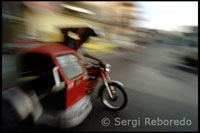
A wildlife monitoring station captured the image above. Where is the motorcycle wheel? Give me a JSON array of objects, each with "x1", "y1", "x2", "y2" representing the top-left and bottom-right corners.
[{"x1": 100, "y1": 82, "x2": 127, "y2": 111}]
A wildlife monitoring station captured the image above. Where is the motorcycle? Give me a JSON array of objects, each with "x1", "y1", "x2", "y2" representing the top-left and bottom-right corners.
[
  {"x1": 85, "y1": 58, "x2": 128, "y2": 111},
  {"x1": 2, "y1": 27, "x2": 127, "y2": 130}
]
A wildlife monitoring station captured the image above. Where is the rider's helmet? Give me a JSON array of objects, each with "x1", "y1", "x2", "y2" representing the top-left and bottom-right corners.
[{"x1": 60, "y1": 27, "x2": 104, "y2": 50}]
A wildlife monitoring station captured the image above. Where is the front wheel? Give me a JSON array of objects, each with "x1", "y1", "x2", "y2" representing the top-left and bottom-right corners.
[{"x1": 100, "y1": 83, "x2": 128, "y2": 111}]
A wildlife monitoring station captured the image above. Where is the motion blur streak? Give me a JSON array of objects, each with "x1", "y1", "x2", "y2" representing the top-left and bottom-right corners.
[{"x1": 2, "y1": 1, "x2": 198, "y2": 132}]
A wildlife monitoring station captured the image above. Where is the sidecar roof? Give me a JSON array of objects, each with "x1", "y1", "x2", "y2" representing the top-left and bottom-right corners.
[{"x1": 25, "y1": 43, "x2": 76, "y2": 56}]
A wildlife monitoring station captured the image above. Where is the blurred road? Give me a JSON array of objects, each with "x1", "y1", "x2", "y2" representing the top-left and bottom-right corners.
[
  {"x1": 35, "y1": 42, "x2": 198, "y2": 132},
  {"x1": 2, "y1": 42, "x2": 198, "y2": 132}
]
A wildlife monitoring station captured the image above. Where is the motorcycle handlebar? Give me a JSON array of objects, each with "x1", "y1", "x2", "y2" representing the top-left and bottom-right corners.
[{"x1": 83, "y1": 53, "x2": 104, "y2": 64}]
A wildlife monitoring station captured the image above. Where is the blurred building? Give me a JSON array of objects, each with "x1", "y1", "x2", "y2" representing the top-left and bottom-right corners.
[
  {"x1": 182, "y1": 26, "x2": 198, "y2": 46},
  {"x1": 60, "y1": 2, "x2": 143, "y2": 47},
  {"x1": 2, "y1": 2, "x2": 26, "y2": 44},
  {"x1": 2, "y1": 2, "x2": 143, "y2": 48}
]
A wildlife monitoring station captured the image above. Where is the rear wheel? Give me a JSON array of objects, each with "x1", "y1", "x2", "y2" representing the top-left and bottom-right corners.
[
  {"x1": 2, "y1": 98, "x2": 33, "y2": 131},
  {"x1": 100, "y1": 83, "x2": 127, "y2": 111}
]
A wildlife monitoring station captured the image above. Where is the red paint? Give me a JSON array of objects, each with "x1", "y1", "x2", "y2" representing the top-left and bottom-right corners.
[
  {"x1": 28, "y1": 43, "x2": 88, "y2": 109},
  {"x1": 86, "y1": 79, "x2": 99, "y2": 92}
]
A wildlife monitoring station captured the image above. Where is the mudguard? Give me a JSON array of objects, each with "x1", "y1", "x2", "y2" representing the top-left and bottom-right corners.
[
  {"x1": 97, "y1": 80, "x2": 124, "y2": 97},
  {"x1": 110, "y1": 80, "x2": 123, "y2": 87}
]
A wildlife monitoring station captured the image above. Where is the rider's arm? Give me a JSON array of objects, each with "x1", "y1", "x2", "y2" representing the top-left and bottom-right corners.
[
  {"x1": 79, "y1": 47, "x2": 102, "y2": 62},
  {"x1": 83, "y1": 53, "x2": 102, "y2": 63}
]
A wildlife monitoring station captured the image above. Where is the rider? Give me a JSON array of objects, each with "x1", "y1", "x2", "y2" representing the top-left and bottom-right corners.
[{"x1": 60, "y1": 27, "x2": 103, "y2": 64}]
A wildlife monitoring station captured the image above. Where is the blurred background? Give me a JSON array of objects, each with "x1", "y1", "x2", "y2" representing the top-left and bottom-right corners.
[{"x1": 2, "y1": 1, "x2": 198, "y2": 132}]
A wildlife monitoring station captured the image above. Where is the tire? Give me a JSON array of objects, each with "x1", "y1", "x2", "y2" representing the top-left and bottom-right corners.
[
  {"x1": 2, "y1": 98, "x2": 23, "y2": 131},
  {"x1": 2, "y1": 89, "x2": 34, "y2": 131},
  {"x1": 100, "y1": 82, "x2": 128, "y2": 111}
]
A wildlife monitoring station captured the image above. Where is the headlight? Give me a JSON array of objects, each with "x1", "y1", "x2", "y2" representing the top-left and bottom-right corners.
[
  {"x1": 105, "y1": 64, "x2": 111, "y2": 72},
  {"x1": 105, "y1": 68, "x2": 110, "y2": 72}
]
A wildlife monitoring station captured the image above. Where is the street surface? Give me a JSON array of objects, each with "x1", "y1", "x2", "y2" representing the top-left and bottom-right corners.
[
  {"x1": 36, "y1": 43, "x2": 198, "y2": 132},
  {"x1": 2, "y1": 43, "x2": 198, "y2": 132}
]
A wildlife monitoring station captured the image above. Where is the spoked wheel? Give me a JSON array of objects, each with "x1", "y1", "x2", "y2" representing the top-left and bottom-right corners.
[{"x1": 100, "y1": 83, "x2": 127, "y2": 111}]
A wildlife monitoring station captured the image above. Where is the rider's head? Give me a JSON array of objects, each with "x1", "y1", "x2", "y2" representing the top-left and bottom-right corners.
[{"x1": 60, "y1": 27, "x2": 104, "y2": 50}]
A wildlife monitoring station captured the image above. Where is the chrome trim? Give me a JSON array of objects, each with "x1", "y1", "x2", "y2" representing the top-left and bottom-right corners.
[
  {"x1": 103, "y1": 98, "x2": 120, "y2": 109},
  {"x1": 102, "y1": 75, "x2": 114, "y2": 99},
  {"x1": 53, "y1": 66, "x2": 61, "y2": 87},
  {"x1": 110, "y1": 80, "x2": 124, "y2": 86}
]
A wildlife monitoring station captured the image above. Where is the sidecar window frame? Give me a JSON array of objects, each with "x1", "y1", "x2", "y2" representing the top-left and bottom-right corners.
[{"x1": 56, "y1": 53, "x2": 84, "y2": 80}]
